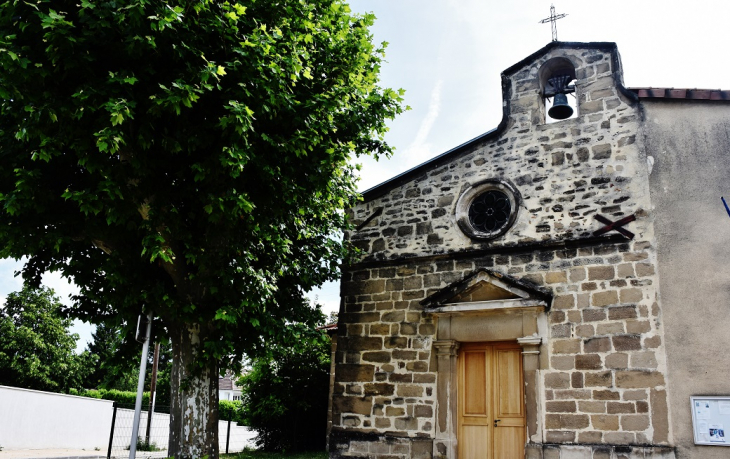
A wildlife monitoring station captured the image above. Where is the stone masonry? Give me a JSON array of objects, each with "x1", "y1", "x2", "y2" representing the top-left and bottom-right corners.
[{"x1": 330, "y1": 42, "x2": 675, "y2": 459}]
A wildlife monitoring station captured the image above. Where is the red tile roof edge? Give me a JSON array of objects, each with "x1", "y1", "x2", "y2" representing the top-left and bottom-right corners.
[{"x1": 629, "y1": 87, "x2": 730, "y2": 101}]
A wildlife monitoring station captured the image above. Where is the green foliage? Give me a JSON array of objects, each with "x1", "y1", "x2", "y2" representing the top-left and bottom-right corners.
[
  {"x1": 239, "y1": 319, "x2": 332, "y2": 452},
  {"x1": 134, "y1": 439, "x2": 162, "y2": 452},
  {"x1": 85, "y1": 322, "x2": 173, "y2": 406},
  {"x1": 85, "y1": 322, "x2": 137, "y2": 391},
  {"x1": 0, "y1": 286, "x2": 92, "y2": 392},
  {"x1": 0, "y1": 0, "x2": 404, "y2": 450},
  {"x1": 0, "y1": 0, "x2": 403, "y2": 372},
  {"x1": 219, "y1": 399, "x2": 244, "y2": 423},
  {"x1": 70, "y1": 387, "x2": 150, "y2": 407},
  {"x1": 71, "y1": 387, "x2": 239, "y2": 418}
]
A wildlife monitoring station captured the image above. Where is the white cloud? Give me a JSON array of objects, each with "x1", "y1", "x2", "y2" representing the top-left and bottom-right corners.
[{"x1": 402, "y1": 79, "x2": 443, "y2": 164}]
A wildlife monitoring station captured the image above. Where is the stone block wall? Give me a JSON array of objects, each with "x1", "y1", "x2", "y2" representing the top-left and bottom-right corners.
[
  {"x1": 536, "y1": 240, "x2": 670, "y2": 446},
  {"x1": 350, "y1": 45, "x2": 646, "y2": 263},
  {"x1": 331, "y1": 43, "x2": 674, "y2": 459},
  {"x1": 331, "y1": 239, "x2": 670, "y2": 456},
  {"x1": 330, "y1": 432, "x2": 434, "y2": 459},
  {"x1": 333, "y1": 262, "x2": 440, "y2": 438}
]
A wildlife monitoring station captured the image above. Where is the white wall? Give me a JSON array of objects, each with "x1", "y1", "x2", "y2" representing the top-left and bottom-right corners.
[
  {"x1": 114, "y1": 408, "x2": 253, "y2": 454},
  {"x1": 219, "y1": 389, "x2": 242, "y2": 401},
  {"x1": 0, "y1": 385, "x2": 114, "y2": 450},
  {"x1": 0, "y1": 385, "x2": 255, "y2": 453}
]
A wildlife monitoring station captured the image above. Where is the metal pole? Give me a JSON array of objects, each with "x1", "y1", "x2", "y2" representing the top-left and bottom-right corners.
[
  {"x1": 226, "y1": 418, "x2": 231, "y2": 454},
  {"x1": 107, "y1": 402, "x2": 118, "y2": 459},
  {"x1": 129, "y1": 312, "x2": 152, "y2": 459},
  {"x1": 145, "y1": 342, "x2": 160, "y2": 445}
]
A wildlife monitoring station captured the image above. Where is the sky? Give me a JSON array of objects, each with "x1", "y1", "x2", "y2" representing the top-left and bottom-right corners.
[{"x1": 3, "y1": 0, "x2": 730, "y2": 352}]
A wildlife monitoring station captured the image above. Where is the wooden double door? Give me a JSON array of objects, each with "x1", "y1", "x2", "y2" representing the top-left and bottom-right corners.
[{"x1": 458, "y1": 342, "x2": 525, "y2": 459}]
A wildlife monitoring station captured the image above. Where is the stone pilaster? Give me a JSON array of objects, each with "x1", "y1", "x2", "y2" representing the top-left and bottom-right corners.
[
  {"x1": 433, "y1": 340, "x2": 459, "y2": 459},
  {"x1": 518, "y1": 335, "x2": 543, "y2": 445}
]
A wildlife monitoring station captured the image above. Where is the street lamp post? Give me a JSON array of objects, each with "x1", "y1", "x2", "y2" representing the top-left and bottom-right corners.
[{"x1": 129, "y1": 312, "x2": 152, "y2": 459}]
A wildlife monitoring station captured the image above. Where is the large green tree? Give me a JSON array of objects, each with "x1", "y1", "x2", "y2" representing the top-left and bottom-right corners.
[
  {"x1": 0, "y1": 0, "x2": 403, "y2": 456},
  {"x1": 0, "y1": 286, "x2": 91, "y2": 392}
]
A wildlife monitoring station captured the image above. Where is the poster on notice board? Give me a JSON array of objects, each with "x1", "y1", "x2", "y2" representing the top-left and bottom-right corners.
[{"x1": 691, "y1": 396, "x2": 730, "y2": 446}]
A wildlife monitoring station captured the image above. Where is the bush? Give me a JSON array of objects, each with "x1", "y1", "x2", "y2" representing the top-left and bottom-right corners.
[
  {"x1": 219, "y1": 399, "x2": 244, "y2": 423},
  {"x1": 239, "y1": 327, "x2": 331, "y2": 452},
  {"x1": 71, "y1": 387, "x2": 239, "y2": 418},
  {"x1": 69, "y1": 389, "x2": 150, "y2": 407},
  {"x1": 130, "y1": 439, "x2": 162, "y2": 452},
  {"x1": 70, "y1": 388, "x2": 150, "y2": 407}
]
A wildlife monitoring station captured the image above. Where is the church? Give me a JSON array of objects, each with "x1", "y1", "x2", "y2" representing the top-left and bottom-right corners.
[{"x1": 327, "y1": 41, "x2": 730, "y2": 459}]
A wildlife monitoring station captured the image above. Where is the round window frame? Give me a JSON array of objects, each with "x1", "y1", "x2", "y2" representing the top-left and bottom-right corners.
[{"x1": 455, "y1": 179, "x2": 520, "y2": 241}]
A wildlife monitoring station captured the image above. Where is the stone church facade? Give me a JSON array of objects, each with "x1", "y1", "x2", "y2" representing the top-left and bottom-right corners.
[{"x1": 328, "y1": 42, "x2": 730, "y2": 459}]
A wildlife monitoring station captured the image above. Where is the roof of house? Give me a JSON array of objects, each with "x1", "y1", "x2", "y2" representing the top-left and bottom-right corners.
[
  {"x1": 318, "y1": 322, "x2": 339, "y2": 334},
  {"x1": 630, "y1": 88, "x2": 730, "y2": 100},
  {"x1": 219, "y1": 375, "x2": 239, "y2": 391}
]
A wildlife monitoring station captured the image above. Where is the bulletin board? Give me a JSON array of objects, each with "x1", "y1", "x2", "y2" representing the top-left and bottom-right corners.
[{"x1": 691, "y1": 396, "x2": 730, "y2": 446}]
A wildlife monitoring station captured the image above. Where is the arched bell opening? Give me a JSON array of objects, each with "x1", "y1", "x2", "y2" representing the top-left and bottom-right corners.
[{"x1": 539, "y1": 57, "x2": 578, "y2": 123}]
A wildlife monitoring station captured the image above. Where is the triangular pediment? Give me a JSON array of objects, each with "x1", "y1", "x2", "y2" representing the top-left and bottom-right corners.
[
  {"x1": 421, "y1": 268, "x2": 552, "y2": 313},
  {"x1": 450, "y1": 279, "x2": 522, "y2": 302}
]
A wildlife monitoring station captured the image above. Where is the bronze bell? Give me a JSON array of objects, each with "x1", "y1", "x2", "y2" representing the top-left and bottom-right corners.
[{"x1": 548, "y1": 93, "x2": 573, "y2": 120}]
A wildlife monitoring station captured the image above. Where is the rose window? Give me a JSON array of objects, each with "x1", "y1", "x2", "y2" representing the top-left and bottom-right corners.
[
  {"x1": 455, "y1": 179, "x2": 520, "y2": 241},
  {"x1": 468, "y1": 190, "x2": 511, "y2": 233}
]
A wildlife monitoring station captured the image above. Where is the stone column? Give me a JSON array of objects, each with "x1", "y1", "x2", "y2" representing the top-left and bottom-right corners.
[
  {"x1": 517, "y1": 335, "x2": 543, "y2": 452},
  {"x1": 433, "y1": 339, "x2": 459, "y2": 459}
]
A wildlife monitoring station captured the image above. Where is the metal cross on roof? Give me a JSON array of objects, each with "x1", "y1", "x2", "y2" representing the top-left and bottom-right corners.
[{"x1": 539, "y1": 4, "x2": 568, "y2": 42}]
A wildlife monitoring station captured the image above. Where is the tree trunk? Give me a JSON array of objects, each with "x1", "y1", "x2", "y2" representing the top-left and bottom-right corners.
[{"x1": 169, "y1": 322, "x2": 219, "y2": 458}]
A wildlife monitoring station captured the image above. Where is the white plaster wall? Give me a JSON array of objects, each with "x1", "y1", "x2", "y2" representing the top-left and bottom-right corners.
[
  {"x1": 0, "y1": 385, "x2": 255, "y2": 452},
  {"x1": 113, "y1": 409, "x2": 253, "y2": 453},
  {"x1": 643, "y1": 101, "x2": 730, "y2": 459},
  {"x1": 218, "y1": 389, "x2": 242, "y2": 401},
  {"x1": 0, "y1": 385, "x2": 114, "y2": 450},
  {"x1": 218, "y1": 419, "x2": 254, "y2": 452}
]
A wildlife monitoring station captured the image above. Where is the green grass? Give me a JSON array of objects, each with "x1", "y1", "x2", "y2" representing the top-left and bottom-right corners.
[{"x1": 223, "y1": 449, "x2": 328, "y2": 459}]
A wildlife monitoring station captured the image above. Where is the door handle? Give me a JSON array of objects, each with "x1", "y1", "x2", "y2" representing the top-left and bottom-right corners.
[{"x1": 494, "y1": 419, "x2": 501, "y2": 427}]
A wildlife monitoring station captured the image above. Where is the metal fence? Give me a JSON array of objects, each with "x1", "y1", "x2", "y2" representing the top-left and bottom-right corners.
[{"x1": 107, "y1": 403, "x2": 255, "y2": 458}]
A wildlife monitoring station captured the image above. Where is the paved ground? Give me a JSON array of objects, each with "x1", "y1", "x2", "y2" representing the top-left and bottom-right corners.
[
  {"x1": 0, "y1": 450, "x2": 106, "y2": 459},
  {"x1": 0, "y1": 450, "x2": 170, "y2": 459}
]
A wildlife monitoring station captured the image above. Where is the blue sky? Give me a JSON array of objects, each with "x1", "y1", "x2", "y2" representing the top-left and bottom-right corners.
[{"x1": 3, "y1": 0, "x2": 730, "y2": 351}]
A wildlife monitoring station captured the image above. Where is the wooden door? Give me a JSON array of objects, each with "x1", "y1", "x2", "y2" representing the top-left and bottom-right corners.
[{"x1": 458, "y1": 342, "x2": 525, "y2": 459}]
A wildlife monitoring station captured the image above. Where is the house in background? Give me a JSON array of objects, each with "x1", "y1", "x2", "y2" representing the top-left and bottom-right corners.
[
  {"x1": 328, "y1": 41, "x2": 730, "y2": 459},
  {"x1": 219, "y1": 374, "x2": 242, "y2": 401}
]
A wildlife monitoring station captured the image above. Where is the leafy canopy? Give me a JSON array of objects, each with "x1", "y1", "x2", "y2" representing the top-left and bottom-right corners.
[
  {"x1": 0, "y1": 0, "x2": 404, "y2": 365},
  {"x1": 0, "y1": 286, "x2": 92, "y2": 392}
]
